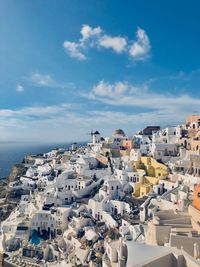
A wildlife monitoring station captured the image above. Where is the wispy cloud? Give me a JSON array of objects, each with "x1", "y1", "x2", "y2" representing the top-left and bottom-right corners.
[
  {"x1": 0, "y1": 104, "x2": 78, "y2": 141},
  {"x1": 0, "y1": 96, "x2": 196, "y2": 142},
  {"x1": 16, "y1": 84, "x2": 24, "y2": 92},
  {"x1": 4, "y1": 70, "x2": 200, "y2": 142},
  {"x1": 0, "y1": 98, "x2": 197, "y2": 142},
  {"x1": 86, "y1": 80, "x2": 200, "y2": 116},
  {"x1": 26, "y1": 72, "x2": 74, "y2": 89},
  {"x1": 0, "y1": 104, "x2": 72, "y2": 118},
  {"x1": 144, "y1": 69, "x2": 200, "y2": 86},
  {"x1": 0, "y1": 104, "x2": 137, "y2": 141},
  {"x1": 63, "y1": 24, "x2": 151, "y2": 60}
]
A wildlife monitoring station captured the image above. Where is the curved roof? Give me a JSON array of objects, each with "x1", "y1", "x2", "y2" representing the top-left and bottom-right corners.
[{"x1": 112, "y1": 129, "x2": 126, "y2": 137}]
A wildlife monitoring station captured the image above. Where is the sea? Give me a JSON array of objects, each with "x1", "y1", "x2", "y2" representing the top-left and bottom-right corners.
[{"x1": 0, "y1": 141, "x2": 85, "y2": 179}]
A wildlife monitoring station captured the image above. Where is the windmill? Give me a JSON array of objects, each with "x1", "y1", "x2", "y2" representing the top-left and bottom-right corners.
[
  {"x1": 85, "y1": 130, "x2": 94, "y2": 144},
  {"x1": 86, "y1": 130, "x2": 94, "y2": 137}
]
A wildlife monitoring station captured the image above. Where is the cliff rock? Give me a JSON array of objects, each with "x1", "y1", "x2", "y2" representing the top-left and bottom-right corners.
[{"x1": 8, "y1": 164, "x2": 27, "y2": 183}]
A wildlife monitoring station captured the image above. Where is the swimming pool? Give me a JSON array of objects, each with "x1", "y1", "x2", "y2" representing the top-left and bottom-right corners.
[{"x1": 30, "y1": 231, "x2": 43, "y2": 245}]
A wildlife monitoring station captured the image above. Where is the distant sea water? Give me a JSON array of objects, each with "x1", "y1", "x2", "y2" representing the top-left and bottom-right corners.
[{"x1": 0, "y1": 141, "x2": 86, "y2": 179}]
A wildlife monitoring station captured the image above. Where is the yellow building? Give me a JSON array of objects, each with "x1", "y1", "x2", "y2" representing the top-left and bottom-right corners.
[
  {"x1": 132, "y1": 182, "x2": 141, "y2": 197},
  {"x1": 140, "y1": 156, "x2": 168, "y2": 180},
  {"x1": 140, "y1": 184, "x2": 151, "y2": 196},
  {"x1": 120, "y1": 149, "x2": 130, "y2": 157},
  {"x1": 133, "y1": 156, "x2": 168, "y2": 197},
  {"x1": 144, "y1": 176, "x2": 158, "y2": 185}
]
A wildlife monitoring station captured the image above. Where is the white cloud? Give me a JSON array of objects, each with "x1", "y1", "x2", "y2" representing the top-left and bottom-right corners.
[
  {"x1": 0, "y1": 104, "x2": 72, "y2": 118},
  {"x1": 93, "y1": 81, "x2": 128, "y2": 97},
  {"x1": 2, "y1": 77, "x2": 199, "y2": 142},
  {"x1": 88, "y1": 80, "x2": 200, "y2": 117},
  {"x1": 16, "y1": 84, "x2": 24, "y2": 92},
  {"x1": 0, "y1": 103, "x2": 81, "y2": 142},
  {"x1": 27, "y1": 72, "x2": 72, "y2": 89},
  {"x1": 0, "y1": 104, "x2": 142, "y2": 142},
  {"x1": 129, "y1": 28, "x2": 151, "y2": 60},
  {"x1": 80, "y1": 24, "x2": 102, "y2": 41},
  {"x1": 63, "y1": 41, "x2": 86, "y2": 60},
  {"x1": 99, "y1": 35, "x2": 127, "y2": 53},
  {"x1": 0, "y1": 103, "x2": 191, "y2": 143},
  {"x1": 63, "y1": 24, "x2": 151, "y2": 61},
  {"x1": 63, "y1": 24, "x2": 102, "y2": 60}
]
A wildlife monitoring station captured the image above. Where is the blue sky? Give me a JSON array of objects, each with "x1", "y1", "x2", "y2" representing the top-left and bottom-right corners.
[{"x1": 1, "y1": 0, "x2": 200, "y2": 142}]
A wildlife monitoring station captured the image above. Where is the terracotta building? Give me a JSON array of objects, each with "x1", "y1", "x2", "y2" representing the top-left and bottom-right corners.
[{"x1": 193, "y1": 184, "x2": 200, "y2": 211}]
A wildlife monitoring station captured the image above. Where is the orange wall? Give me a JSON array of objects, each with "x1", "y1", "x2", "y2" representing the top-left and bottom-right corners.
[
  {"x1": 122, "y1": 140, "x2": 133, "y2": 150},
  {"x1": 186, "y1": 115, "x2": 200, "y2": 124},
  {"x1": 194, "y1": 184, "x2": 200, "y2": 211}
]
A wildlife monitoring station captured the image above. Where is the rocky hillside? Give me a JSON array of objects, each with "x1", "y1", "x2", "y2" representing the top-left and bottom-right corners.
[
  {"x1": 0, "y1": 179, "x2": 7, "y2": 199},
  {"x1": 8, "y1": 164, "x2": 27, "y2": 183}
]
